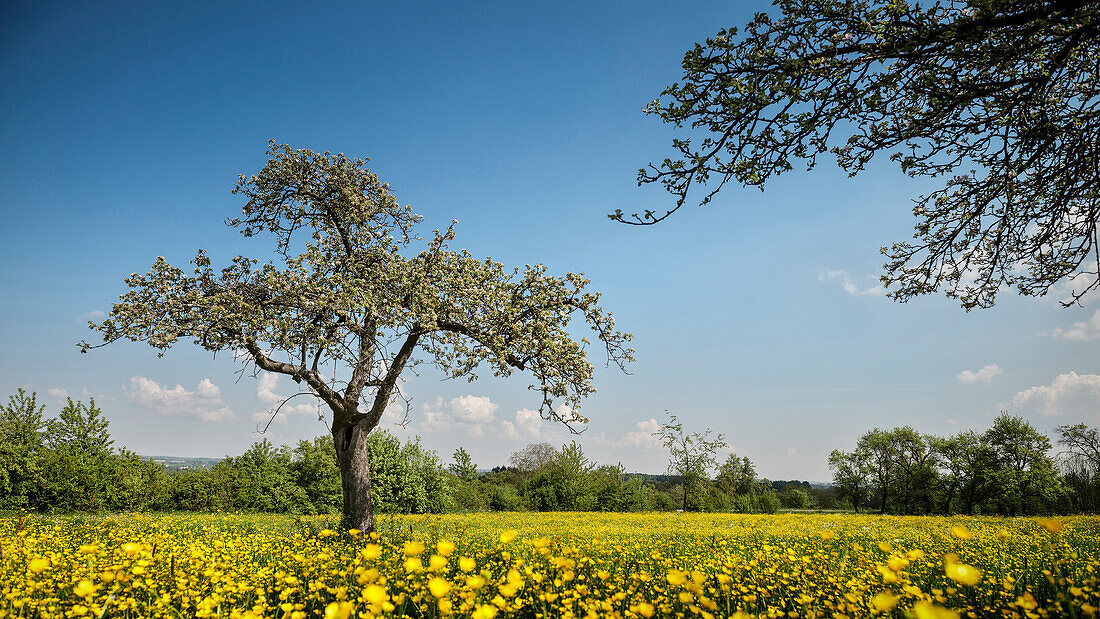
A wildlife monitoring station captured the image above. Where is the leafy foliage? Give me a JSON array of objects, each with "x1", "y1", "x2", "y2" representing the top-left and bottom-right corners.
[{"x1": 620, "y1": 0, "x2": 1100, "y2": 308}]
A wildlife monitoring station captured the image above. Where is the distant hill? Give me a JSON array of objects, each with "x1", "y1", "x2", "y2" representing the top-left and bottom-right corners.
[{"x1": 140, "y1": 456, "x2": 223, "y2": 472}]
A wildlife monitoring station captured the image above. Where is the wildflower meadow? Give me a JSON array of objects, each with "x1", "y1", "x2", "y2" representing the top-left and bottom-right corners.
[{"x1": 2, "y1": 512, "x2": 1098, "y2": 618}]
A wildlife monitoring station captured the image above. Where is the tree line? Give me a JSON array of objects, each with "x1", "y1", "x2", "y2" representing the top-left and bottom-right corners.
[
  {"x1": 5, "y1": 389, "x2": 1096, "y2": 516},
  {"x1": 1, "y1": 390, "x2": 789, "y2": 515},
  {"x1": 829, "y1": 413, "x2": 1100, "y2": 515}
]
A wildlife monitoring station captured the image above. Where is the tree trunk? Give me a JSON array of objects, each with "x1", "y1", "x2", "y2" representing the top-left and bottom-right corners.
[{"x1": 334, "y1": 422, "x2": 374, "y2": 532}]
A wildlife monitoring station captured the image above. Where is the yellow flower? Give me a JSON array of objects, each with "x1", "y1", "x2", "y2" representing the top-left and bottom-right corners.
[
  {"x1": 361, "y1": 543, "x2": 382, "y2": 560},
  {"x1": 944, "y1": 558, "x2": 982, "y2": 586},
  {"x1": 459, "y1": 556, "x2": 477, "y2": 572},
  {"x1": 951, "y1": 525, "x2": 972, "y2": 540},
  {"x1": 1036, "y1": 518, "x2": 1063, "y2": 534},
  {"x1": 78, "y1": 544, "x2": 99, "y2": 554},
  {"x1": 913, "y1": 601, "x2": 960, "y2": 619},
  {"x1": 73, "y1": 580, "x2": 97, "y2": 597},
  {"x1": 428, "y1": 577, "x2": 451, "y2": 598},
  {"x1": 323, "y1": 601, "x2": 353, "y2": 619},
  {"x1": 472, "y1": 605, "x2": 498, "y2": 619},
  {"x1": 403, "y1": 540, "x2": 426, "y2": 556},
  {"x1": 819, "y1": 530, "x2": 835, "y2": 541},
  {"x1": 437, "y1": 539, "x2": 455, "y2": 556},
  {"x1": 531, "y1": 536, "x2": 551, "y2": 549},
  {"x1": 28, "y1": 557, "x2": 50, "y2": 573},
  {"x1": 666, "y1": 569, "x2": 687, "y2": 586},
  {"x1": 633, "y1": 602, "x2": 655, "y2": 617},
  {"x1": 403, "y1": 557, "x2": 422, "y2": 572},
  {"x1": 887, "y1": 555, "x2": 909, "y2": 572},
  {"x1": 363, "y1": 584, "x2": 387, "y2": 605},
  {"x1": 872, "y1": 591, "x2": 899, "y2": 613},
  {"x1": 499, "y1": 529, "x2": 519, "y2": 544}
]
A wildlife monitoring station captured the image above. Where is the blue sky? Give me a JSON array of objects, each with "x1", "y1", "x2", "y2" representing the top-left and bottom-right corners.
[{"x1": 2, "y1": 0, "x2": 1097, "y2": 480}]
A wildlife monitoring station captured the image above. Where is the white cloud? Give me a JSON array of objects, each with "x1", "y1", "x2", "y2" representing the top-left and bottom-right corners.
[
  {"x1": 818, "y1": 270, "x2": 884, "y2": 296},
  {"x1": 76, "y1": 310, "x2": 105, "y2": 322},
  {"x1": 957, "y1": 364, "x2": 1003, "y2": 384},
  {"x1": 126, "y1": 376, "x2": 236, "y2": 421},
  {"x1": 500, "y1": 408, "x2": 544, "y2": 441},
  {"x1": 421, "y1": 395, "x2": 500, "y2": 437},
  {"x1": 1048, "y1": 310, "x2": 1100, "y2": 342},
  {"x1": 622, "y1": 418, "x2": 662, "y2": 449},
  {"x1": 251, "y1": 373, "x2": 321, "y2": 425},
  {"x1": 592, "y1": 418, "x2": 663, "y2": 450},
  {"x1": 46, "y1": 387, "x2": 68, "y2": 400},
  {"x1": 1007, "y1": 372, "x2": 1100, "y2": 418}
]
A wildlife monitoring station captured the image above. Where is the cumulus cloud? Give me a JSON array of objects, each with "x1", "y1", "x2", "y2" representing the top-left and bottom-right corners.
[
  {"x1": 592, "y1": 418, "x2": 663, "y2": 450},
  {"x1": 1007, "y1": 372, "x2": 1100, "y2": 418},
  {"x1": 957, "y1": 364, "x2": 1003, "y2": 384},
  {"x1": 1047, "y1": 310, "x2": 1100, "y2": 342},
  {"x1": 250, "y1": 374, "x2": 320, "y2": 425},
  {"x1": 421, "y1": 395, "x2": 500, "y2": 437},
  {"x1": 500, "y1": 408, "x2": 544, "y2": 441},
  {"x1": 818, "y1": 270, "x2": 884, "y2": 296},
  {"x1": 126, "y1": 376, "x2": 236, "y2": 421}
]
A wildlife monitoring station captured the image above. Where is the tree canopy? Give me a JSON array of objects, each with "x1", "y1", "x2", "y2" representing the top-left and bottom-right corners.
[
  {"x1": 616, "y1": 0, "x2": 1100, "y2": 309},
  {"x1": 82, "y1": 142, "x2": 633, "y2": 530}
]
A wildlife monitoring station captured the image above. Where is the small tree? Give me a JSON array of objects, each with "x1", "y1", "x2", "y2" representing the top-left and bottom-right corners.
[
  {"x1": 509, "y1": 442, "x2": 559, "y2": 474},
  {"x1": 716, "y1": 454, "x2": 757, "y2": 496},
  {"x1": 984, "y1": 413, "x2": 1062, "y2": 515},
  {"x1": 47, "y1": 398, "x2": 113, "y2": 458},
  {"x1": 828, "y1": 448, "x2": 872, "y2": 513},
  {"x1": 448, "y1": 447, "x2": 478, "y2": 481},
  {"x1": 82, "y1": 142, "x2": 633, "y2": 531},
  {"x1": 0, "y1": 389, "x2": 46, "y2": 509},
  {"x1": 654, "y1": 413, "x2": 727, "y2": 512},
  {"x1": 1056, "y1": 423, "x2": 1100, "y2": 512}
]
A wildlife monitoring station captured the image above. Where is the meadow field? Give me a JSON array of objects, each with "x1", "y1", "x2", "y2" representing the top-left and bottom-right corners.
[{"x1": 1, "y1": 511, "x2": 1097, "y2": 618}]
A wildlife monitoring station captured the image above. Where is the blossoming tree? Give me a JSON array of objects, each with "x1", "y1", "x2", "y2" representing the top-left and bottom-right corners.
[{"x1": 82, "y1": 142, "x2": 633, "y2": 531}]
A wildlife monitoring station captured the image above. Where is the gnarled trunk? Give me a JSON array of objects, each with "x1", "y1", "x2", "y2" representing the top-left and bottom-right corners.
[{"x1": 334, "y1": 422, "x2": 374, "y2": 532}]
